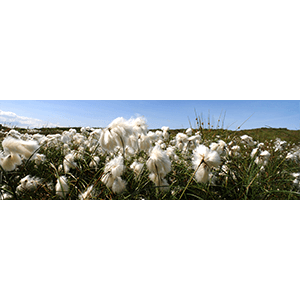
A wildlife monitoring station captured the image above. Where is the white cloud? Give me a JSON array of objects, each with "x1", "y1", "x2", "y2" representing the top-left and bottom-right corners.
[{"x1": 0, "y1": 110, "x2": 58, "y2": 128}]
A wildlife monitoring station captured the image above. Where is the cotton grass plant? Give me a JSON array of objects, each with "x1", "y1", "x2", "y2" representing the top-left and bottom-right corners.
[{"x1": 0, "y1": 114, "x2": 299, "y2": 200}]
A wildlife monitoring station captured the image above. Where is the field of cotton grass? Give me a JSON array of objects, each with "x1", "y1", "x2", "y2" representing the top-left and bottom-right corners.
[{"x1": 0, "y1": 115, "x2": 300, "y2": 200}]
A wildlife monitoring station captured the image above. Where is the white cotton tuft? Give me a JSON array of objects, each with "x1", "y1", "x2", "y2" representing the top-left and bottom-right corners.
[
  {"x1": 104, "y1": 156, "x2": 124, "y2": 178},
  {"x1": 16, "y1": 175, "x2": 42, "y2": 194},
  {"x1": 112, "y1": 177, "x2": 126, "y2": 194},
  {"x1": 149, "y1": 172, "x2": 160, "y2": 186},
  {"x1": 147, "y1": 131, "x2": 157, "y2": 141},
  {"x1": 7, "y1": 129, "x2": 21, "y2": 139},
  {"x1": 127, "y1": 135, "x2": 138, "y2": 150},
  {"x1": 291, "y1": 173, "x2": 300, "y2": 179},
  {"x1": 0, "y1": 154, "x2": 20, "y2": 171},
  {"x1": 2, "y1": 137, "x2": 39, "y2": 159},
  {"x1": 192, "y1": 145, "x2": 222, "y2": 184},
  {"x1": 240, "y1": 135, "x2": 254, "y2": 146},
  {"x1": 177, "y1": 141, "x2": 184, "y2": 151},
  {"x1": 101, "y1": 173, "x2": 115, "y2": 189},
  {"x1": 34, "y1": 154, "x2": 46, "y2": 165},
  {"x1": 205, "y1": 150, "x2": 222, "y2": 168},
  {"x1": 138, "y1": 134, "x2": 151, "y2": 152},
  {"x1": 99, "y1": 117, "x2": 134, "y2": 152},
  {"x1": 99, "y1": 129, "x2": 118, "y2": 152},
  {"x1": 192, "y1": 145, "x2": 209, "y2": 167},
  {"x1": 210, "y1": 141, "x2": 226, "y2": 156},
  {"x1": 130, "y1": 161, "x2": 144, "y2": 177},
  {"x1": 210, "y1": 142, "x2": 219, "y2": 152},
  {"x1": 155, "y1": 130, "x2": 163, "y2": 139},
  {"x1": 176, "y1": 133, "x2": 188, "y2": 144},
  {"x1": 0, "y1": 192, "x2": 13, "y2": 200},
  {"x1": 147, "y1": 145, "x2": 171, "y2": 177},
  {"x1": 195, "y1": 164, "x2": 210, "y2": 183},
  {"x1": 161, "y1": 127, "x2": 169, "y2": 140},
  {"x1": 162, "y1": 131, "x2": 169, "y2": 140},
  {"x1": 230, "y1": 145, "x2": 241, "y2": 156},
  {"x1": 108, "y1": 117, "x2": 133, "y2": 136},
  {"x1": 63, "y1": 153, "x2": 77, "y2": 173},
  {"x1": 129, "y1": 117, "x2": 148, "y2": 135},
  {"x1": 166, "y1": 146, "x2": 175, "y2": 158},
  {"x1": 79, "y1": 185, "x2": 95, "y2": 200},
  {"x1": 255, "y1": 150, "x2": 271, "y2": 166},
  {"x1": 124, "y1": 146, "x2": 135, "y2": 158},
  {"x1": 251, "y1": 148, "x2": 259, "y2": 158},
  {"x1": 89, "y1": 156, "x2": 100, "y2": 169},
  {"x1": 186, "y1": 128, "x2": 193, "y2": 136},
  {"x1": 55, "y1": 176, "x2": 69, "y2": 199}
]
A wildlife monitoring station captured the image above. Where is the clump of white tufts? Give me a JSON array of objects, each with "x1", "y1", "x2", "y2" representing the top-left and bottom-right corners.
[
  {"x1": 130, "y1": 161, "x2": 144, "y2": 177},
  {"x1": 147, "y1": 145, "x2": 171, "y2": 191},
  {"x1": 0, "y1": 192, "x2": 13, "y2": 200},
  {"x1": 1, "y1": 184, "x2": 14, "y2": 200},
  {"x1": 229, "y1": 145, "x2": 241, "y2": 156},
  {"x1": 2, "y1": 137, "x2": 39, "y2": 159},
  {"x1": 147, "y1": 131, "x2": 157, "y2": 142},
  {"x1": 7, "y1": 129, "x2": 21, "y2": 139},
  {"x1": 34, "y1": 154, "x2": 46, "y2": 166},
  {"x1": 274, "y1": 138, "x2": 287, "y2": 152},
  {"x1": 89, "y1": 156, "x2": 100, "y2": 169},
  {"x1": 155, "y1": 130, "x2": 163, "y2": 140},
  {"x1": 176, "y1": 133, "x2": 188, "y2": 144},
  {"x1": 124, "y1": 146, "x2": 135, "y2": 158},
  {"x1": 79, "y1": 185, "x2": 95, "y2": 200},
  {"x1": 99, "y1": 117, "x2": 133, "y2": 152},
  {"x1": 192, "y1": 145, "x2": 222, "y2": 183},
  {"x1": 186, "y1": 128, "x2": 193, "y2": 136},
  {"x1": 193, "y1": 145, "x2": 222, "y2": 169},
  {"x1": 16, "y1": 175, "x2": 42, "y2": 195},
  {"x1": 0, "y1": 152, "x2": 22, "y2": 171},
  {"x1": 129, "y1": 116, "x2": 148, "y2": 135},
  {"x1": 240, "y1": 135, "x2": 255, "y2": 147},
  {"x1": 251, "y1": 148, "x2": 259, "y2": 158},
  {"x1": 104, "y1": 156, "x2": 124, "y2": 178},
  {"x1": 291, "y1": 173, "x2": 300, "y2": 191},
  {"x1": 194, "y1": 165, "x2": 210, "y2": 183},
  {"x1": 55, "y1": 176, "x2": 69, "y2": 199},
  {"x1": 161, "y1": 126, "x2": 170, "y2": 140},
  {"x1": 63, "y1": 153, "x2": 77, "y2": 173},
  {"x1": 127, "y1": 135, "x2": 138, "y2": 150},
  {"x1": 254, "y1": 150, "x2": 271, "y2": 166},
  {"x1": 112, "y1": 177, "x2": 127, "y2": 194},
  {"x1": 101, "y1": 156, "x2": 125, "y2": 191},
  {"x1": 138, "y1": 134, "x2": 151, "y2": 152},
  {"x1": 166, "y1": 146, "x2": 175, "y2": 159},
  {"x1": 147, "y1": 145, "x2": 171, "y2": 177},
  {"x1": 101, "y1": 172, "x2": 115, "y2": 189}
]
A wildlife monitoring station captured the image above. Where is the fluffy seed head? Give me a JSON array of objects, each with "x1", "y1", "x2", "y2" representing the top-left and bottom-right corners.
[
  {"x1": 112, "y1": 177, "x2": 126, "y2": 194},
  {"x1": 55, "y1": 176, "x2": 69, "y2": 199},
  {"x1": 193, "y1": 145, "x2": 221, "y2": 169},
  {"x1": 146, "y1": 145, "x2": 171, "y2": 177},
  {"x1": 2, "y1": 137, "x2": 39, "y2": 159},
  {"x1": 130, "y1": 161, "x2": 144, "y2": 177},
  {"x1": 79, "y1": 185, "x2": 95, "y2": 200}
]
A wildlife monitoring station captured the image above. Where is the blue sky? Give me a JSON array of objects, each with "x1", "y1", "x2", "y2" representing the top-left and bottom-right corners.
[{"x1": 0, "y1": 100, "x2": 299, "y2": 130}]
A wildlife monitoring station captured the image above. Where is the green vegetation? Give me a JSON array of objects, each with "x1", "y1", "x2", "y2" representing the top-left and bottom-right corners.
[{"x1": 0, "y1": 121, "x2": 299, "y2": 200}]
